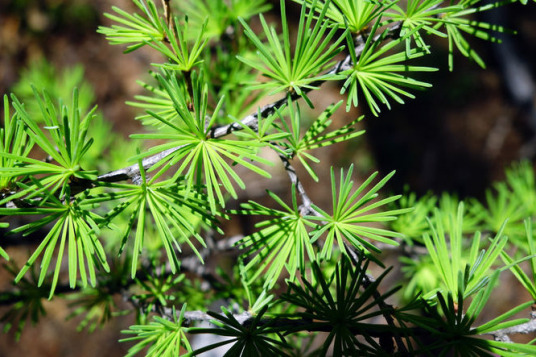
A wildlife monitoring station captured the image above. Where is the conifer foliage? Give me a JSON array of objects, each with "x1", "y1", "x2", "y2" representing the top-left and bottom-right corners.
[{"x1": 2, "y1": 0, "x2": 536, "y2": 355}]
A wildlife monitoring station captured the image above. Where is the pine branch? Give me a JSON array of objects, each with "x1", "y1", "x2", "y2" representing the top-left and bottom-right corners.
[
  {"x1": 93, "y1": 21, "x2": 403, "y2": 185},
  {"x1": 277, "y1": 149, "x2": 315, "y2": 215},
  {"x1": 0, "y1": 20, "x2": 405, "y2": 210}
]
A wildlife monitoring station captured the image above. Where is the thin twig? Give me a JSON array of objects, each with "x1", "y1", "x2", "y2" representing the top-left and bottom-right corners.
[
  {"x1": 277, "y1": 151, "x2": 316, "y2": 215},
  {"x1": 161, "y1": 0, "x2": 171, "y2": 28}
]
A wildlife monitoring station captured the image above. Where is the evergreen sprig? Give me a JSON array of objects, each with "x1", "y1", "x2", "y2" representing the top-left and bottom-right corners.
[
  {"x1": 281, "y1": 255, "x2": 401, "y2": 356},
  {"x1": 1, "y1": 89, "x2": 97, "y2": 205},
  {"x1": 341, "y1": 20, "x2": 437, "y2": 114},
  {"x1": 130, "y1": 71, "x2": 272, "y2": 212},
  {"x1": 239, "y1": 0, "x2": 346, "y2": 106},
  {"x1": 501, "y1": 219, "x2": 536, "y2": 300},
  {"x1": 388, "y1": 0, "x2": 459, "y2": 54},
  {"x1": 422, "y1": 203, "x2": 508, "y2": 300},
  {"x1": 86, "y1": 172, "x2": 214, "y2": 278},
  {"x1": 441, "y1": 0, "x2": 510, "y2": 70},
  {"x1": 235, "y1": 185, "x2": 318, "y2": 288},
  {"x1": 146, "y1": 16, "x2": 208, "y2": 72},
  {"x1": 276, "y1": 98, "x2": 365, "y2": 181},
  {"x1": 189, "y1": 306, "x2": 288, "y2": 356},
  {"x1": 1, "y1": 192, "x2": 110, "y2": 298},
  {"x1": 121, "y1": 305, "x2": 192, "y2": 357},
  {"x1": 0, "y1": 95, "x2": 34, "y2": 192},
  {"x1": 293, "y1": 0, "x2": 389, "y2": 34},
  {"x1": 417, "y1": 277, "x2": 536, "y2": 356},
  {"x1": 98, "y1": 0, "x2": 165, "y2": 53},
  {"x1": 310, "y1": 166, "x2": 409, "y2": 259}
]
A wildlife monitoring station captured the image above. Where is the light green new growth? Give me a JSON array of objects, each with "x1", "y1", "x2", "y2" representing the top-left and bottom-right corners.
[{"x1": 2, "y1": 0, "x2": 536, "y2": 355}]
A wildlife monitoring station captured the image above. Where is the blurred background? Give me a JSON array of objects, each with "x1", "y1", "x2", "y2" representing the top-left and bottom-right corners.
[{"x1": 0, "y1": 0, "x2": 535, "y2": 355}]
